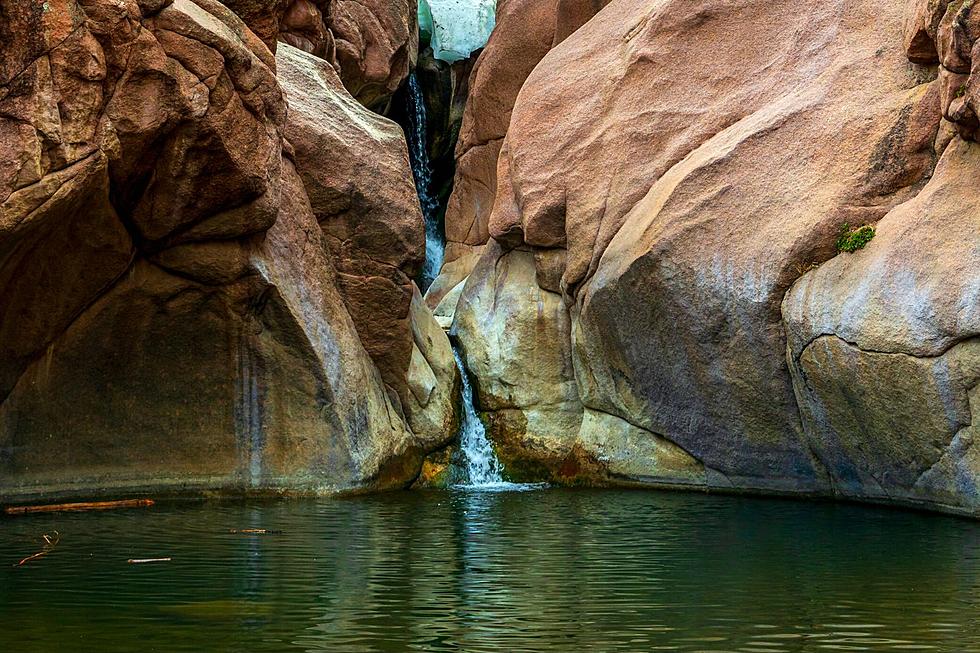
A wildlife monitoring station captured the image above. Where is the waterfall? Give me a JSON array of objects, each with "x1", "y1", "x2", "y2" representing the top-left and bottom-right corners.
[
  {"x1": 451, "y1": 344, "x2": 505, "y2": 486},
  {"x1": 404, "y1": 72, "x2": 444, "y2": 290},
  {"x1": 402, "y1": 68, "x2": 532, "y2": 491}
]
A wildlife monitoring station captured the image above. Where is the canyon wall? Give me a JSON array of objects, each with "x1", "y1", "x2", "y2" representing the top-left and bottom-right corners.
[
  {"x1": 444, "y1": 0, "x2": 980, "y2": 514},
  {"x1": 3, "y1": 0, "x2": 978, "y2": 515},
  {"x1": 0, "y1": 0, "x2": 456, "y2": 502}
]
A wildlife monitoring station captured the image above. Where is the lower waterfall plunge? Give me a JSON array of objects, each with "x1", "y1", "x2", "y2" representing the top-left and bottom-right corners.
[
  {"x1": 450, "y1": 344, "x2": 505, "y2": 486},
  {"x1": 405, "y1": 72, "x2": 444, "y2": 291}
]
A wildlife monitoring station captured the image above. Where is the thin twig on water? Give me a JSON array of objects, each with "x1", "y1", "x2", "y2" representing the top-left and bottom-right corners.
[{"x1": 15, "y1": 531, "x2": 60, "y2": 567}]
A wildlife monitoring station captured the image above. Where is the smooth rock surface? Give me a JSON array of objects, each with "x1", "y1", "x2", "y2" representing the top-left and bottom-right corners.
[
  {"x1": 0, "y1": 0, "x2": 451, "y2": 502},
  {"x1": 446, "y1": 0, "x2": 980, "y2": 515},
  {"x1": 565, "y1": 0, "x2": 940, "y2": 492},
  {"x1": 278, "y1": 43, "x2": 425, "y2": 404},
  {"x1": 428, "y1": 0, "x2": 610, "y2": 309},
  {"x1": 783, "y1": 137, "x2": 980, "y2": 510},
  {"x1": 405, "y1": 285, "x2": 461, "y2": 448},
  {"x1": 453, "y1": 244, "x2": 584, "y2": 480}
]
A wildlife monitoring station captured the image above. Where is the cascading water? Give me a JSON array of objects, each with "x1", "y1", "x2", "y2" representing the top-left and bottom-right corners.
[
  {"x1": 404, "y1": 72, "x2": 444, "y2": 290},
  {"x1": 451, "y1": 345, "x2": 504, "y2": 486},
  {"x1": 402, "y1": 60, "x2": 530, "y2": 490}
]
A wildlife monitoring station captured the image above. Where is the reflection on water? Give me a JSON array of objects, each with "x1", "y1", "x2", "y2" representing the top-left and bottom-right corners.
[{"x1": 1, "y1": 489, "x2": 980, "y2": 652}]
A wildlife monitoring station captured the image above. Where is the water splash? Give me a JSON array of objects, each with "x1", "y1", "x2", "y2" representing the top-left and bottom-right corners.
[
  {"x1": 450, "y1": 345, "x2": 506, "y2": 487},
  {"x1": 404, "y1": 72, "x2": 444, "y2": 290},
  {"x1": 449, "y1": 345, "x2": 549, "y2": 492}
]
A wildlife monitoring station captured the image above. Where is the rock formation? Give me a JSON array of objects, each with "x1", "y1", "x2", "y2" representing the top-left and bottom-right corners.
[
  {"x1": 2, "y1": 0, "x2": 977, "y2": 517},
  {"x1": 0, "y1": 0, "x2": 456, "y2": 503},
  {"x1": 783, "y1": 138, "x2": 980, "y2": 509},
  {"x1": 426, "y1": 0, "x2": 610, "y2": 311},
  {"x1": 447, "y1": 0, "x2": 980, "y2": 514},
  {"x1": 278, "y1": 0, "x2": 418, "y2": 112}
]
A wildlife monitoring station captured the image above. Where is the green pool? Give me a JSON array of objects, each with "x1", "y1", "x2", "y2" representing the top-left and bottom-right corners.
[{"x1": 2, "y1": 488, "x2": 979, "y2": 652}]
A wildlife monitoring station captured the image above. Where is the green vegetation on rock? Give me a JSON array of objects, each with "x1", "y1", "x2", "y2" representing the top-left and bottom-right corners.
[{"x1": 835, "y1": 223, "x2": 875, "y2": 253}]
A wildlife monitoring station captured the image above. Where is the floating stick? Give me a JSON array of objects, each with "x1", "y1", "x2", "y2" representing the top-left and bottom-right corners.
[
  {"x1": 5, "y1": 499, "x2": 154, "y2": 515},
  {"x1": 127, "y1": 558, "x2": 172, "y2": 564},
  {"x1": 14, "y1": 531, "x2": 60, "y2": 567}
]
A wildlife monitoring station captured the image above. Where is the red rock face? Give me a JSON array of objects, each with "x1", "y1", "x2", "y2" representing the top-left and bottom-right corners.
[
  {"x1": 905, "y1": 0, "x2": 980, "y2": 139},
  {"x1": 330, "y1": 0, "x2": 418, "y2": 112},
  {"x1": 277, "y1": 0, "x2": 417, "y2": 112},
  {"x1": 279, "y1": 0, "x2": 333, "y2": 58},
  {"x1": 427, "y1": 0, "x2": 610, "y2": 308},
  {"x1": 180, "y1": 0, "x2": 418, "y2": 112},
  {"x1": 0, "y1": 0, "x2": 453, "y2": 502},
  {"x1": 219, "y1": 0, "x2": 290, "y2": 50},
  {"x1": 450, "y1": 0, "x2": 980, "y2": 515},
  {"x1": 277, "y1": 43, "x2": 425, "y2": 405}
]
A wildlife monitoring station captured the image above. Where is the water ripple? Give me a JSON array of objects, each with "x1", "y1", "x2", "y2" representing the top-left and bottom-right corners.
[{"x1": 1, "y1": 490, "x2": 979, "y2": 652}]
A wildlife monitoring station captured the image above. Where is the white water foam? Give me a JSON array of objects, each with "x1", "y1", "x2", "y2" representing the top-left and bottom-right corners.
[
  {"x1": 404, "y1": 72, "x2": 444, "y2": 290},
  {"x1": 450, "y1": 346, "x2": 546, "y2": 491}
]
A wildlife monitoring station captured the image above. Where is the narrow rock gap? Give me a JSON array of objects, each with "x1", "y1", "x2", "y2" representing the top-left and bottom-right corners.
[{"x1": 389, "y1": 11, "x2": 483, "y2": 292}]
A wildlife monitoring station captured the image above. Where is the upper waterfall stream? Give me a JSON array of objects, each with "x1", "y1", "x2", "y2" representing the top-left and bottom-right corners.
[{"x1": 405, "y1": 72, "x2": 443, "y2": 291}]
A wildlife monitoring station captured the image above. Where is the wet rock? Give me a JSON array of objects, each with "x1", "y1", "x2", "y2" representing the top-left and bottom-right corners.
[
  {"x1": 411, "y1": 443, "x2": 457, "y2": 488},
  {"x1": 412, "y1": 47, "x2": 475, "y2": 203},
  {"x1": 405, "y1": 285, "x2": 460, "y2": 449},
  {"x1": 453, "y1": 244, "x2": 584, "y2": 479}
]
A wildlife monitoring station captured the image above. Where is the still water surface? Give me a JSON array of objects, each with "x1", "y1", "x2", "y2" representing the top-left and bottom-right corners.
[{"x1": 1, "y1": 489, "x2": 979, "y2": 652}]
